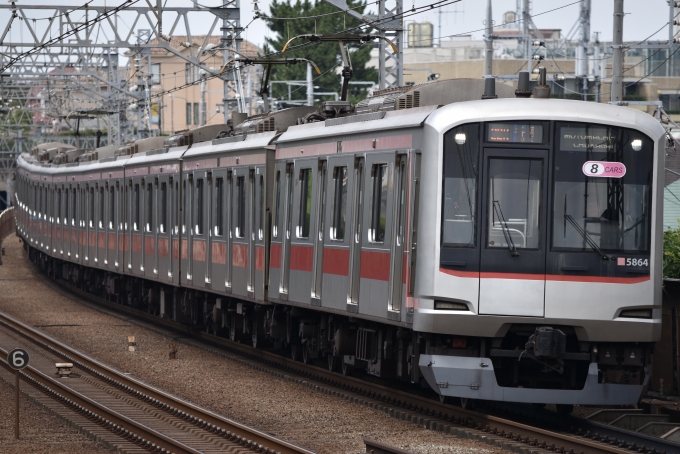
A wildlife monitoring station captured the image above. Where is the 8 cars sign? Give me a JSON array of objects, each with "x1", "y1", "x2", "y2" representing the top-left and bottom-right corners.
[{"x1": 582, "y1": 161, "x2": 627, "y2": 178}]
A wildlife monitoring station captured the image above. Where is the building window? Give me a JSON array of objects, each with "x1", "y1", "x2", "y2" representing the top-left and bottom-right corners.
[
  {"x1": 185, "y1": 63, "x2": 192, "y2": 84},
  {"x1": 193, "y1": 103, "x2": 199, "y2": 125},
  {"x1": 186, "y1": 103, "x2": 192, "y2": 125},
  {"x1": 151, "y1": 63, "x2": 161, "y2": 85}
]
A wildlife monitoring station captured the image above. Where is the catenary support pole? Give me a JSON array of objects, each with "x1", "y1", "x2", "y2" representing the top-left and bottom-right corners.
[
  {"x1": 611, "y1": 0, "x2": 624, "y2": 104},
  {"x1": 484, "y1": 0, "x2": 493, "y2": 77},
  {"x1": 307, "y1": 63, "x2": 314, "y2": 106}
]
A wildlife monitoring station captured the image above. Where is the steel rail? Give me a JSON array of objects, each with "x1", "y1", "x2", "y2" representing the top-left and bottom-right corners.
[
  {"x1": 43, "y1": 279, "x2": 631, "y2": 454},
  {"x1": 0, "y1": 347, "x2": 201, "y2": 454},
  {"x1": 364, "y1": 439, "x2": 414, "y2": 453},
  {"x1": 0, "y1": 311, "x2": 314, "y2": 454}
]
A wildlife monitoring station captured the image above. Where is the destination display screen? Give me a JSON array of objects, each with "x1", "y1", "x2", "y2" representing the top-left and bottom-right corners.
[
  {"x1": 487, "y1": 123, "x2": 544, "y2": 144},
  {"x1": 560, "y1": 126, "x2": 616, "y2": 152}
]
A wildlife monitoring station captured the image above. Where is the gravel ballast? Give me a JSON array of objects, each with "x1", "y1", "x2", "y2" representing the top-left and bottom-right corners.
[{"x1": 0, "y1": 237, "x2": 511, "y2": 454}]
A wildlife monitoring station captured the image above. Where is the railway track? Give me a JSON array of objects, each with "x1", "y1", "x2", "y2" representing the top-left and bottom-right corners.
[
  {"x1": 37, "y1": 274, "x2": 680, "y2": 454},
  {"x1": 0, "y1": 311, "x2": 314, "y2": 454}
]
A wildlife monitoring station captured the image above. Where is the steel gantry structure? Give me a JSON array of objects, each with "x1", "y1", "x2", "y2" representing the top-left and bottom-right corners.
[{"x1": 0, "y1": 1, "x2": 242, "y2": 199}]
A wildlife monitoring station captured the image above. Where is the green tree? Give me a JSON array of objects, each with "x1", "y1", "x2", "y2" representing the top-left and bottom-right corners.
[
  {"x1": 263, "y1": 0, "x2": 378, "y2": 105},
  {"x1": 664, "y1": 226, "x2": 680, "y2": 279}
]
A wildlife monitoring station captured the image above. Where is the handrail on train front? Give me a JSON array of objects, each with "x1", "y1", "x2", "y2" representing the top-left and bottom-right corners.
[{"x1": 0, "y1": 207, "x2": 16, "y2": 264}]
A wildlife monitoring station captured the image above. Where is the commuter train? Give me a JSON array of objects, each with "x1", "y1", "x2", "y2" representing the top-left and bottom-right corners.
[{"x1": 13, "y1": 74, "x2": 665, "y2": 408}]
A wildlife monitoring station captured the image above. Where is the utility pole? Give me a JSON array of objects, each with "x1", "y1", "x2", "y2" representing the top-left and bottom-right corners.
[
  {"x1": 522, "y1": 0, "x2": 531, "y2": 73},
  {"x1": 200, "y1": 74, "x2": 207, "y2": 126},
  {"x1": 577, "y1": 0, "x2": 591, "y2": 100},
  {"x1": 611, "y1": 0, "x2": 624, "y2": 104},
  {"x1": 484, "y1": 0, "x2": 493, "y2": 77},
  {"x1": 307, "y1": 63, "x2": 314, "y2": 106}
]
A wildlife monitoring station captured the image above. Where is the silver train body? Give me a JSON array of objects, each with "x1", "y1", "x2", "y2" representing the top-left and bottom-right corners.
[{"x1": 14, "y1": 79, "x2": 665, "y2": 406}]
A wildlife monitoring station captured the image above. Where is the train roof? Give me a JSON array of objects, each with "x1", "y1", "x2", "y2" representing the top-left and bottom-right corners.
[{"x1": 426, "y1": 98, "x2": 667, "y2": 141}]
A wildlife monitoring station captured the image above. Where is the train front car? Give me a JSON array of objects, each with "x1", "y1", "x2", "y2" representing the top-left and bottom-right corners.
[{"x1": 417, "y1": 98, "x2": 665, "y2": 406}]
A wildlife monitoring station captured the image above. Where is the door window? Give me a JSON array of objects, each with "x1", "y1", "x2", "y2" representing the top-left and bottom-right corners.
[
  {"x1": 235, "y1": 176, "x2": 245, "y2": 238},
  {"x1": 369, "y1": 164, "x2": 388, "y2": 243},
  {"x1": 487, "y1": 158, "x2": 542, "y2": 250},
  {"x1": 330, "y1": 166, "x2": 348, "y2": 241},
  {"x1": 215, "y1": 177, "x2": 224, "y2": 236},
  {"x1": 297, "y1": 169, "x2": 312, "y2": 239}
]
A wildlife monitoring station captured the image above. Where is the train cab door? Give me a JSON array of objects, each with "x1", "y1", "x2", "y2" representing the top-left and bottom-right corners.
[{"x1": 478, "y1": 149, "x2": 549, "y2": 317}]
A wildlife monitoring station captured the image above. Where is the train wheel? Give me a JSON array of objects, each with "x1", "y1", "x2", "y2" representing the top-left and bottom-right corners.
[
  {"x1": 327, "y1": 354, "x2": 338, "y2": 372},
  {"x1": 290, "y1": 344, "x2": 300, "y2": 361},
  {"x1": 341, "y1": 361, "x2": 353, "y2": 376},
  {"x1": 302, "y1": 345, "x2": 311, "y2": 364}
]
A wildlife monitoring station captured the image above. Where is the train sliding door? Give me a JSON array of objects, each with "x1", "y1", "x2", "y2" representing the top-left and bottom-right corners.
[
  {"x1": 231, "y1": 166, "x2": 252, "y2": 299},
  {"x1": 478, "y1": 149, "x2": 548, "y2": 317}
]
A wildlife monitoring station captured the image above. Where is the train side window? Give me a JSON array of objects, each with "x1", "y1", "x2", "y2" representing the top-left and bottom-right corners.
[
  {"x1": 194, "y1": 178, "x2": 203, "y2": 235},
  {"x1": 330, "y1": 166, "x2": 348, "y2": 241},
  {"x1": 160, "y1": 182, "x2": 167, "y2": 234},
  {"x1": 146, "y1": 183, "x2": 153, "y2": 233},
  {"x1": 99, "y1": 187, "x2": 104, "y2": 229},
  {"x1": 133, "y1": 184, "x2": 140, "y2": 231},
  {"x1": 273, "y1": 170, "x2": 281, "y2": 238},
  {"x1": 297, "y1": 169, "x2": 312, "y2": 239},
  {"x1": 89, "y1": 187, "x2": 95, "y2": 228},
  {"x1": 369, "y1": 164, "x2": 388, "y2": 243},
  {"x1": 182, "y1": 180, "x2": 187, "y2": 234},
  {"x1": 71, "y1": 189, "x2": 76, "y2": 226},
  {"x1": 56, "y1": 189, "x2": 62, "y2": 224},
  {"x1": 109, "y1": 187, "x2": 115, "y2": 230},
  {"x1": 215, "y1": 177, "x2": 224, "y2": 236},
  {"x1": 63, "y1": 188, "x2": 69, "y2": 225},
  {"x1": 258, "y1": 175, "x2": 264, "y2": 240},
  {"x1": 38, "y1": 186, "x2": 42, "y2": 218},
  {"x1": 235, "y1": 176, "x2": 245, "y2": 238},
  {"x1": 396, "y1": 161, "x2": 407, "y2": 245}
]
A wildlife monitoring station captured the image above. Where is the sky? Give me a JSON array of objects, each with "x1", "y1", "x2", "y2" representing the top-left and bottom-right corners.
[{"x1": 0, "y1": 0, "x2": 676, "y2": 51}]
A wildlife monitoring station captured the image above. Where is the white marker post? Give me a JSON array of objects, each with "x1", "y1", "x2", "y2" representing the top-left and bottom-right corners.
[{"x1": 7, "y1": 348, "x2": 30, "y2": 439}]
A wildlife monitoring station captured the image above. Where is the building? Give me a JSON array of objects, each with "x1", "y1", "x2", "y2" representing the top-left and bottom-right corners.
[{"x1": 135, "y1": 36, "x2": 261, "y2": 135}]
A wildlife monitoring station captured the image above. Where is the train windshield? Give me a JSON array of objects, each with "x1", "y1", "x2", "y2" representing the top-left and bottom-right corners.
[{"x1": 552, "y1": 122, "x2": 652, "y2": 253}]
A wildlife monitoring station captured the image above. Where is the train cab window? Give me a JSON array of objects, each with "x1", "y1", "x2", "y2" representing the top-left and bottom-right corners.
[
  {"x1": 133, "y1": 184, "x2": 140, "y2": 231},
  {"x1": 146, "y1": 183, "x2": 153, "y2": 233},
  {"x1": 160, "y1": 182, "x2": 167, "y2": 234},
  {"x1": 89, "y1": 188, "x2": 95, "y2": 228},
  {"x1": 330, "y1": 166, "x2": 348, "y2": 241},
  {"x1": 235, "y1": 176, "x2": 245, "y2": 238},
  {"x1": 369, "y1": 164, "x2": 388, "y2": 243},
  {"x1": 552, "y1": 123, "x2": 652, "y2": 253},
  {"x1": 258, "y1": 175, "x2": 264, "y2": 240},
  {"x1": 442, "y1": 123, "x2": 480, "y2": 247},
  {"x1": 487, "y1": 159, "x2": 542, "y2": 250},
  {"x1": 297, "y1": 169, "x2": 312, "y2": 239},
  {"x1": 273, "y1": 170, "x2": 281, "y2": 238},
  {"x1": 215, "y1": 178, "x2": 224, "y2": 236},
  {"x1": 109, "y1": 187, "x2": 115, "y2": 230},
  {"x1": 99, "y1": 187, "x2": 105, "y2": 229}
]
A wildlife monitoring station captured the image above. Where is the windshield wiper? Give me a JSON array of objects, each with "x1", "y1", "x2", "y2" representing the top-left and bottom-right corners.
[
  {"x1": 493, "y1": 200, "x2": 519, "y2": 257},
  {"x1": 564, "y1": 214, "x2": 608, "y2": 260}
]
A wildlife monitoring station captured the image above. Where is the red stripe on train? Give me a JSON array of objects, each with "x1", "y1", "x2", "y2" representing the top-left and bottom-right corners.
[
  {"x1": 322, "y1": 247, "x2": 349, "y2": 276},
  {"x1": 158, "y1": 238, "x2": 169, "y2": 258},
  {"x1": 145, "y1": 236, "x2": 155, "y2": 255},
  {"x1": 98, "y1": 232, "x2": 105, "y2": 249},
  {"x1": 192, "y1": 240, "x2": 206, "y2": 261},
  {"x1": 212, "y1": 242, "x2": 226, "y2": 265},
  {"x1": 439, "y1": 267, "x2": 650, "y2": 284},
  {"x1": 270, "y1": 243, "x2": 281, "y2": 269},
  {"x1": 108, "y1": 233, "x2": 116, "y2": 250},
  {"x1": 233, "y1": 243, "x2": 248, "y2": 268},
  {"x1": 256, "y1": 245, "x2": 265, "y2": 271},
  {"x1": 290, "y1": 244, "x2": 313, "y2": 272},
  {"x1": 359, "y1": 250, "x2": 390, "y2": 281}
]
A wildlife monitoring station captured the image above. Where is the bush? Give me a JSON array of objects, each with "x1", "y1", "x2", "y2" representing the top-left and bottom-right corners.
[{"x1": 664, "y1": 226, "x2": 680, "y2": 278}]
